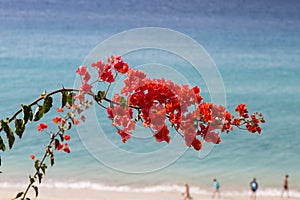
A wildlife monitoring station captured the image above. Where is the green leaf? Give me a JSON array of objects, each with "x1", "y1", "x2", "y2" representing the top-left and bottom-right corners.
[
  {"x1": 0, "y1": 136, "x2": 6, "y2": 152},
  {"x1": 34, "y1": 160, "x2": 40, "y2": 171},
  {"x1": 120, "y1": 96, "x2": 127, "y2": 109},
  {"x1": 54, "y1": 139, "x2": 59, "y2": 149},
  {"x1": 14, "y1": 119, "x2": 25, "y2": 139},
  {"x1": 67, "y1": 92, "x2": 75, "y2": 107},
  {"x1": 61, "y1": 91, "x2": 68, "y2": 108},
  {"x1": 37, "y1": 172, "x2": 43, "y2": 184},
  {"x1": 47, "y1": 146, "x2": 55, "y2": 167},
  {"x1": 41, "y1": 90, "x2": 47, "y2": 97},
  {"x1": 15, "y1": 191, "x2": 24, "y2": 199},
  {"x1": 96, "y1": 90, "x2": 106, "y2": 102},
  {"x1": 33, "y1": 105, "x2": 44, "y2": 121},
  {"x1": 50, "y1": 157, "x2": 54, "y2": 167},
  {"x1": 67, "y1": 122, "x2": 72, "y2": 130},
  {"x1": 42, "y1": 96, "x2": 53, "y2": 114},
  {"x1": 21, "y1": 104, "x2": 33, "y2": 123},
  {"x1": 32, "y1": 185, "x2": 39, "y2": 197},
  {"x1": 41, "y1": 164, "x2": 47, "y2": 175},
  {"x1": 1, "y1": 119, "x2": 15, "y2": 149},
  {"x1": 29, "y1": 175, "x2": 35, "y2": 184},
  {"x1": 47, "y1": 145, "x2": 53, "y2": 155}
]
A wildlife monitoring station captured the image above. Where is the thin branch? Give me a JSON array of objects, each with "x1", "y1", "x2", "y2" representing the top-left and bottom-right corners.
[
  {"x1": 22, "y1": 129, "x2": 61, "y2": 199},
  {"x1": 0, "y1": 88, "x2": 79, "y2": 132}
]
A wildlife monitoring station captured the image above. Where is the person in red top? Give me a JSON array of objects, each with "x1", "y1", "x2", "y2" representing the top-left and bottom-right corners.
[
  {"x1": 182, "y1": 184, "x2": 193, "y2": 200},
  {"x1": 281, "y1": 174, "x2": 289, "y2": 198}
]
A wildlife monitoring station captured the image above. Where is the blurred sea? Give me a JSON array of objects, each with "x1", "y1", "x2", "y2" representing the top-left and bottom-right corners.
[{"x1": 0, "y1": 0, "x2": 300, "y2": 197}]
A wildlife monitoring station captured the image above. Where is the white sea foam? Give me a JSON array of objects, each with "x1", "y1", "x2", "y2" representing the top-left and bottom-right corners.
[{"x1": 1, "y1": 181, "x2": 300, "y2": 198}]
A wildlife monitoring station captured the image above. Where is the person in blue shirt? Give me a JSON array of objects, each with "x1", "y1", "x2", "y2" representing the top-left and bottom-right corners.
[
  {"x1": 212, "y1": 178, "x2": 220, "y2": 199},
  {"x1": 250, "y1": 178, "x2": 258, "y2": 200}
]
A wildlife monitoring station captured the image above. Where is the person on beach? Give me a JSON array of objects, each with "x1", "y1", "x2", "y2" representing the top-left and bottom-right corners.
[
  {"x1": 281, "y1": 174, "x2": 289, "y2": 198},
  {"x1": 182, "y1": 183, "x2": 193, "y2": 200},
  {"x1": 250, "y1": 178, "x2": 258, "y2": 200},
  {"x1": 212, "y1": 178, "x2": 221, "y2": 199}
]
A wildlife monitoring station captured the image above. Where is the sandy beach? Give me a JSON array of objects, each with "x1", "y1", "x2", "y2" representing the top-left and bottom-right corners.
[{"x1": 1, "y1": 187, "x2": 298, "y2": 200}]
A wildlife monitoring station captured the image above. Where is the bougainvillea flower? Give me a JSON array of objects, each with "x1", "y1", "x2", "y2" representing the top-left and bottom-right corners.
[
  {"x1": 57, "y1": 143, "x2": 63, "y2": 151},
  {"x1": 76, "y1": 66, "x2": 88, "y2": 76},
  {"x1": 64, "y1": 135, "x2": 71, "y2": 141},
  {"x1": 191, "y1": 138, "x2": 202, "y2": 151},
  {"x1": 106, "y1": 107, "x2": 114, "y2": 119},
  {"x1": 203, "y1": 131, "x2": 221, "y2": 144},
  {"x1": 52, "y1": 116, "x2": 62, "y2": 124},
  {"x1": 110, "y1": 56, "x2": 129, "y2": 74},
  {"x1": 37, "y1": 123, "x2": 48, "y2": 131},
  {"x1": 100, "y1": 70, "x2": 115, "y2": 83},
  {"x1": 63, "y1": 144, "x2": 71, "y2": 153},
  {"x1": 91, "y1": 60, "x2": 105, "y2": 70},
  {"x1": 80, "y1": 82, "x2": 92, "y2": 94},
  {"x1": 80, "y1": 115, "x2": 86, "y2": 122},
  {"x1": 235, "y1": 104, "x2": 248, "y2": 117},
  {"x1": 153, "y1": 125, "x2": 170, "y2": 143},
  {"x1": 56, "y1": 107, "x2": 64, "y2": 113},
  {"x1": 71, "y1": 56, "x2": 265, "y2": 151},
  {"x1": 118, "y1": 129, "x2": 131, "y2": 143},
  {"x1": 73, "y1": 119, "x2": 80, "y2": 125},
  {"x1": 30, "y1": 154, "x2": 35, "y2": 160},
  {"x1": 74, "y1": 94, "x2": 84, "y2": 103}
]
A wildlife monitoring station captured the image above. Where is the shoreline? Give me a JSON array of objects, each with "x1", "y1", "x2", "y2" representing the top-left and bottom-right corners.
[{"x1": 1, "y1": 187, "x2": 299, "y2": 200}]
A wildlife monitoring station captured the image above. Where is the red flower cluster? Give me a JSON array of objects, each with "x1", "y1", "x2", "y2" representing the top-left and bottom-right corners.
[
  {"x1": 56, "y1": 142, "x2": 70, "y2": 153},
  {"x1": 76, "y1": 56, "x2": 265, "y2": 151},
  {"x1": 75, "y1": 66, "x2": 92, "y2": 102}
]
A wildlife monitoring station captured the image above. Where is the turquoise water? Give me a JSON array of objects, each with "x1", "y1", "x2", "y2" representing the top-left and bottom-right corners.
[{"x1": 0, "y1": 0, "x2": 300, "y2": 197}]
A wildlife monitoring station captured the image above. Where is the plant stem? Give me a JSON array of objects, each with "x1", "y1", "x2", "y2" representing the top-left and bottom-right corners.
[
  {"x1": 22, "y1": 130, "x2": 60, "y2": 199},
  {"x1": 0, "y1": 88, "x2": 79, "y2": 132}
]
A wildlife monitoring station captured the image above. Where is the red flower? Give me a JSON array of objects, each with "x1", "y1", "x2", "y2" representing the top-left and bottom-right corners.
[
  {"x1": 80, "y1": 82, "x2": 92, "y2": 93},
  {"x1": 76, "y1": 66, "x2": 88, "y2": 76},
  {"x1": 118, "y1": 129, "x2": 131, "y2": 143},
  {"x1": 52, "y1": 116, "x2": 61, "y2": 124},
  {"x1": 235, "y1": 104, "x2": 248, "y2": 117},
  {"x1": 37, "y1": 123, "x2": 48, "y2": 131},
  {"x1": 30, "y1": 154, "x2": 35, "y2": 160},
  {"x1": 63, "y1": 145, "x2": 71, "y2": 154},
  {"x1": 153, "y1": 125, "x2": 170, "y2": 143},
  {"x1": 83, "y1": 72, "x2": 91, "y2": 82},
  {"x1": 74, "y1": 94, "x2": 84, "y2": 103},
  {"x1": 203, "y1": 131, "x2": 221, "y2": 144},
  {"x1": 57, "y1": 107, "x2": 64, "y2": 113},
  {"x1": 232, "y1": 118, "x2": 241, "y2": 126},
  {"x1": 106, "y1": 107, "x2": 114, "y2": 119},
  {"x1": 57, "y1": 143, "x2": 63, "y2": 151},
  {"x1": 80, "y1": 115, "x2": 86, "y2": 122},
  {"x1": 64, "y1": 135, "x2": 71, "y2": 141},
  {"x1": 92, "y1": 60, "x2": 105, "y2": 70},
  {"x1": 73, "y1": 119, "x2": 80, "y2": 125},
  {"x1": 191, "y1": 138, "x2": 202, "y2": 151},
  {"x1": 192, "y1": 86, "x2": 200, "y2": 94},
  {"x1": 100, "y1": 70, "x2": 115, "y2": 83},
  {"x1": 112, "y1": 56, "x2": 129, "y2": 74}
]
